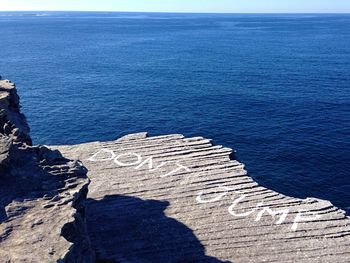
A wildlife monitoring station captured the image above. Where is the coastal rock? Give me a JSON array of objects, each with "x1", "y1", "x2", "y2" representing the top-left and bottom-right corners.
[
  {"x1": 56, "y1": 133, "x2": 350, "y2": 263},
  {"x1": 0, "y1": 134, "x2": 12, "y2": 169},
  {"x1": 0, "y1": 79, "x2": 94, "y2": 263},
  {"x1": 2, "y1": 77, "x2": 350, "y2": 262},
  {"x1": 0, "y1": 79, "x2": 31, "y2": 145}
]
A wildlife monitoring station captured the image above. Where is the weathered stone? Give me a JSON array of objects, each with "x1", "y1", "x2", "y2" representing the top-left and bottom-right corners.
[
  {"x1": 56, "y1": 132, "x2": 350, "y2": 263},
  {"x1": 0, "y1": 80, "x2": 31, "y2": 145},
  {"x1": 0, "y1": 79, "x2": 94, "y2": 263},
  {"x1": 0, "y1": 144, "x2": 94, "y2": 262}
]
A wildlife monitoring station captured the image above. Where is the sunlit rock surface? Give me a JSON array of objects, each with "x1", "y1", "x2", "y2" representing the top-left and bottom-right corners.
[{"x1": 56, "y1": 132, "x2": 350, "y2": 263}]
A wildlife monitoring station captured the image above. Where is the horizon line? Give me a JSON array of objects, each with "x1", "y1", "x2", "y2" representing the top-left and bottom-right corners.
[{"x1": 1, "y1": 10, "x2": 350, "y2": 15}]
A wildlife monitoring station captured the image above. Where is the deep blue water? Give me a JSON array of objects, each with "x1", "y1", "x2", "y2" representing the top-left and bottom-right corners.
[{"x1": 0, "y1": 12, "x2": 349, "y2": 214}]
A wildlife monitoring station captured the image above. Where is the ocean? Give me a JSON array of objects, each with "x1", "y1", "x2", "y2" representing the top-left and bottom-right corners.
[{"x1": 0, "y1": 12, "x2": 349, "y2": 214}]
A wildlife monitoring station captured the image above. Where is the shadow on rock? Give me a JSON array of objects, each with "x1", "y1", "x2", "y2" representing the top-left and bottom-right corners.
[{"x1": 87, "y1": 195, "x2": 232, "y2": 263}]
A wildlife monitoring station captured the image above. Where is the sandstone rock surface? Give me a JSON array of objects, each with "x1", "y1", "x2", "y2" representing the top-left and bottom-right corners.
[
  {"x1": 0, "y1": 79, "x2": 94, "y2": 263},
  {"x1": 56, "y1": 132, "x2": 350, "y2": 263}
]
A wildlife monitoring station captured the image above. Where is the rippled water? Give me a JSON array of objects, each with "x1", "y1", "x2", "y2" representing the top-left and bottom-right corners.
[{"x1": 0, "y1": 12, "x2": 349, "y2": 213}]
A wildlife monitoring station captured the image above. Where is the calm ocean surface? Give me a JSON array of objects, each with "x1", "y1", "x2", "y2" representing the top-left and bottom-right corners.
[{"x1": 0, "y1": 12, "x2": 349, "y2": 213}]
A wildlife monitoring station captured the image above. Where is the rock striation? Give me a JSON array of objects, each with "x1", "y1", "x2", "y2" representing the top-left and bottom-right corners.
[
  {"x1": 0, "y1": 79, "x2": 94, "y2": 263},
  {"x1": 56, "y1": 133, "x2": 350, "y2": 263}
]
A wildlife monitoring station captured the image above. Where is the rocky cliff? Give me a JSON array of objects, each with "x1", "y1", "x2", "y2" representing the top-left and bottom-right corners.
[
  {"x1": 2, "y1": 78, "x2": 350, "y2": 263},
  {"x1": 0, "y1": 79, "x2": 95, "y2": 263}
]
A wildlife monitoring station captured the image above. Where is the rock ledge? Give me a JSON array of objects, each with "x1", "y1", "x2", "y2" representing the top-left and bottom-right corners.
[{"x1": 0, "y1": 79, "x2": 94, "y2": 263}]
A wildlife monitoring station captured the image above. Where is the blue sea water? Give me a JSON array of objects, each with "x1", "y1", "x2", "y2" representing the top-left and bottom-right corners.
[{"x1": 0, "y1": 12, "x2": 349, "y2": 214}]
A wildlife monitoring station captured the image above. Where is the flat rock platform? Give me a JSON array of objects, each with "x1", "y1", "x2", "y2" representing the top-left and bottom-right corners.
[{"x1": 54, "y1": 132, "x2": 350, "y2": 263}]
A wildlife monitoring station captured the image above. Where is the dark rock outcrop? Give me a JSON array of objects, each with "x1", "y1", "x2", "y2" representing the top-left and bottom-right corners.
[
  {"x1": 0, "y1": 134, "x2": 12, "y2": 169},
  {"x1": 0, "y1": 79, "x2": 94, "y2": 262},
  {"x1": 0, "y1": 79, "x2": 31, "y2": 145}
]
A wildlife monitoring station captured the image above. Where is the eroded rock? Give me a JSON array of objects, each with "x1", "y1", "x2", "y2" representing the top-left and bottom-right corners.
[
  {"x1": 0, "y1": 79, "x2": 94, "y2": 263},
  {"x1": 56, "y1": 133, "x2": 350, "y2": 263},
  {"x1": 0, "y1": 79, "x2": 31, "y2": 145}
]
